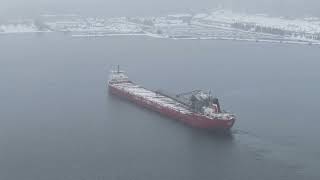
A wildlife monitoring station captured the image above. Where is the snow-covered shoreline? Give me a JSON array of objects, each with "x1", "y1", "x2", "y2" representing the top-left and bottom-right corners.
[{"x1": 1, "y1": 10, "x2": 320, "y2": 45}]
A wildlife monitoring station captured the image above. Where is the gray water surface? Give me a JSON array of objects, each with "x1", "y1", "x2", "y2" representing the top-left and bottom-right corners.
[{"x1": 0, "y1": 33, "x2": 319, "y2": 180}]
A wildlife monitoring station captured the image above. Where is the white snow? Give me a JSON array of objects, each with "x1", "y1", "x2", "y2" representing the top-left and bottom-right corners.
[
  {"x1": 111, "y1": 81, "x2": 234, "y2": 120},
  {"x1": 1, "y1": 10, "x2": 320, "y2": 45},
  {"x1": 195, "y1": 10, "x2": 320, "y2": 34},
  {"x1": 112, "y1": 82, "x2": 193, "y2": 114},
  {"x1": 168, "y1": 13, "x2": 192, "y2": 18},
  {"x1": 0, "y1": 24, "x2": 38, "y2": 33}
]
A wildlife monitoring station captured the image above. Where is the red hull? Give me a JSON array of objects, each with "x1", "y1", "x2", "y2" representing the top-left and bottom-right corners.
[{"x1": 109, "y1": 84, "x2": 235, "y2": 130}]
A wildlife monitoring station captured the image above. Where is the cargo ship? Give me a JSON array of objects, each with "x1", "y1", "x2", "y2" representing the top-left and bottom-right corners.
[{"x1": 108, "y1": 66, "x2": 236, "y2": 130}]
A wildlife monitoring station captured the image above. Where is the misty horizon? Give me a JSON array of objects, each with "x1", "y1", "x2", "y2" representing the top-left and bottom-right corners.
[
  {"x1": 1, "y1": 0, "x2": 320, "y2": 180},
  {"x1": 1, "y1": 0, "x2": 320, "y2": 19}
]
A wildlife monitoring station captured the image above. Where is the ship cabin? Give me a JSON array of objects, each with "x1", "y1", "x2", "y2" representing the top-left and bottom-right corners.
[{"x1": 109, "y1": 66, "x2": 130, "y2": 84}]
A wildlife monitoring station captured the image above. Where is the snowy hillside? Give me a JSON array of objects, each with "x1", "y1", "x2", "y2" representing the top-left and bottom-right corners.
[{"x1": 1, "y1": 10, "x2": 320, "y2": 45}]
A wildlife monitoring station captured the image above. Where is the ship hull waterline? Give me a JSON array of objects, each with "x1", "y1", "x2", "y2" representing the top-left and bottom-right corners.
[{"x1": 108, "y1": 84, "x2": 235, "y2": 130}]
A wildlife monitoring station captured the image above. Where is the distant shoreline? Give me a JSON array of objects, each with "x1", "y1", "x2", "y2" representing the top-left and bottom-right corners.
[{"x1": 1, "y1": 9, "x2": 320, "y2": 46}]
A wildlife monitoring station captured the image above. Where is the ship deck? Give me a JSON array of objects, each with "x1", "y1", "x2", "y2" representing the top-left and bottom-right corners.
[{"x1": 111, "y1": 82, "x2": 193, "y2": 114}]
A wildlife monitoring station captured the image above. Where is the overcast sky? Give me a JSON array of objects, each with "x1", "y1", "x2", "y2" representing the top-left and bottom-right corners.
[{"x1": 1, "y1": 0, "x2": 320, "y2": 18}]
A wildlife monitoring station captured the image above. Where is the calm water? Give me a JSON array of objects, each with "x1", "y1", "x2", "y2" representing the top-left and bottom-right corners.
[{"x1": 0, "y1": 33, "x2": 319, "y2": 180}]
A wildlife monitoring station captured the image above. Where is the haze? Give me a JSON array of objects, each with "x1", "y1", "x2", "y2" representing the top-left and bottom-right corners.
[
  {"x1": 2, "y1": 0, "x2": 320, "y2": 179},
  {"x1": 1, "y1": 0, "x2": 320, "y2": 18}
]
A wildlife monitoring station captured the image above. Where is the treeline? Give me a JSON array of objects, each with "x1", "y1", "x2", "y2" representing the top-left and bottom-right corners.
[
  {"x1": 231, "y1": 22, "x2": 320, "y2": 40},
  {"x1": 232, "y1": 22, "x2": 287, "y2": 35}
]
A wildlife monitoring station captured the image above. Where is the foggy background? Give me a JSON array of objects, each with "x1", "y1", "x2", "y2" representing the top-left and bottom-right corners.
[
  {"x1": 1, "y1": 0, "x2": 320, "y2": 180},
  {"x1": 1, "y1": 0, "x2": 320, "y2": 18}
]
